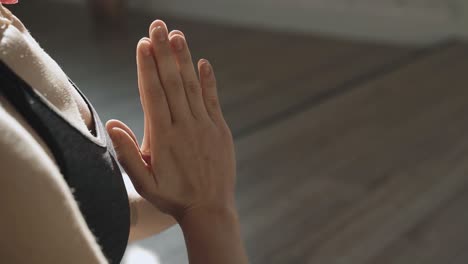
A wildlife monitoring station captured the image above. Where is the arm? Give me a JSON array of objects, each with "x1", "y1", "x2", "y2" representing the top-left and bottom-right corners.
[
  {"x1": 124, "y1": 174, "x2": 176, "y2": 242},
  {"x1": 179, "y1": 207, "x2": 249, "y2": 264},
  {"x1": 0, "y1": 101, "x2": 107, "y2": 263}
]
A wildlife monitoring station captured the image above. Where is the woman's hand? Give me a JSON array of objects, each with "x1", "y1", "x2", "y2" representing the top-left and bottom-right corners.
[{"x1": 106, "y1": 20, "x2": 236, "y2": 222}]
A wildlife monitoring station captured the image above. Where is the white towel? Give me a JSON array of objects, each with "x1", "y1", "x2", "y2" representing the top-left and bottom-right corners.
[{"x1": 0, "y1": 3, "x2": 93, "y2": 137}]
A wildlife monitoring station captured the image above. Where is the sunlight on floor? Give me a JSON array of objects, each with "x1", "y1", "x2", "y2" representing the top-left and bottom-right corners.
[{"x1": 122, "y1": 245, "x2": 161, "y2": 264}]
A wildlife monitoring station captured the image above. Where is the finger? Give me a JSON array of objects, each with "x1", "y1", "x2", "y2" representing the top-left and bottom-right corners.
[
  {"x1": 108, "y1": 127, "x2": 156, "y2": 197},
  {"x1": 150, "y1": 20, "x2": 191, "y2": 121},
  {"x1": 106, "y1": 119, "x2": 139, "y2": 148},
  {"x1": 138, "y1": 73, "x2": 151, "y2": 153},
  {"x1": 106, "y1": 119, "x2": 152, "y2": 166},
  {"x1": 198, "y1": 59, "x2": 223, "y2": 122},
  {"x1": 149, "y1": 20, "x2": 185, "y2": 38},
  {"x1": 136, "y1": 38, "x2": 172, "y2": 129},
  {"x1": 170, "y1": 34, "x2": 207, "y2": 119},
  {"x1": 169, "y1": 30, "x2": 185, "y2": 38},
  {"x1": 137, "y1": 38, "x2": 152, "y2": 153}
]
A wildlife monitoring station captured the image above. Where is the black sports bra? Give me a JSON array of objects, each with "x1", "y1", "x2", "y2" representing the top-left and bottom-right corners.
[{"x1": 0, "y1": 60, "x2": 130, "y2": 263}]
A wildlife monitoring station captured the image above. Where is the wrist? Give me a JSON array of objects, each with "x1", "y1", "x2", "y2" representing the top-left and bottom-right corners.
[
  {"x1": 177, "y1": 204, "x2": 248, "y2": 264},
  {"x1": 177, "y1": 204, "x2": 239, "y2": 230}
]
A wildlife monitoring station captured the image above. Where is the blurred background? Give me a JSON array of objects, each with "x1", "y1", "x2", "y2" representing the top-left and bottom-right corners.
[{"x1": 9, "y1": 0, "x2": 468, "y2": 263}]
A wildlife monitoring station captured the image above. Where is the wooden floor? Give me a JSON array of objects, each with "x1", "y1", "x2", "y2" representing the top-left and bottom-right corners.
[{"x1": 10, "y1": 2, "x2": 468, "y2": 264}]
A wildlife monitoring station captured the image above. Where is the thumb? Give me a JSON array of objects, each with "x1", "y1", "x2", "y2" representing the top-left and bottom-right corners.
[
  {"x1": 106, "y1": 119, "x2": 140, "y2": 148},
  {"x1": 108, "y1": 127, "x2": 156, "y2": 197}
]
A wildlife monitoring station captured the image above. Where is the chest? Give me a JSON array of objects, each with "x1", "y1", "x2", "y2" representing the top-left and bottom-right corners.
[{"x1": 0, "y1": 65, "x2": 130, "y2": 263}]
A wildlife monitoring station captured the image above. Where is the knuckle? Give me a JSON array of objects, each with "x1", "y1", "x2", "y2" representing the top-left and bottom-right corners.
[
  {"x1": 185, "y1": 80, "x2": 200, "y2": 94},
  {"x1": 165, "y1": 77, "x2": 180, "y2": 88},
  {"x1": 179, "y1": 53, "x2": 192, "y2": 64},
  {"x1": 158, "y1": 44, "x2": 171, "y2": 56},
  {"x1": 206, "y1": 96, "x2": 220, "y2": 109},
  {"x1": 207, "y1": 74, "x2": 217, "y2": 86}
]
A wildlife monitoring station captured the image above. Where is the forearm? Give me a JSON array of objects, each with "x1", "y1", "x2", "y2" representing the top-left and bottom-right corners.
[
  {"x1": 124, "y1": 173, "x2": 176, "y2": 243},
  {"x1": 127, "y1": 194, "x2": 176, "y2": 243},
  {"x1": 179, "y1": 206, "x2": 249, "y2": 264}
]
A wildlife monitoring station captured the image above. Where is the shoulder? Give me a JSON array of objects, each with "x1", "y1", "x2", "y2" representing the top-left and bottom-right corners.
[
  {"x1": 0, "y1": 98, "x2": 108, "y2": 263},
  {"x1": 0, "y1": 3, "x2": 94, "y2": 135}
]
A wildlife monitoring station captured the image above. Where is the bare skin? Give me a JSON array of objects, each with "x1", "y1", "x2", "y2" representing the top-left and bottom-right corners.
[
  {"x1": 0, "y1": 3, "x2": 176, "y2": 246},
  {"x1": 1, "y1": 2, "x2": 247, "y2": 261},
  {"x1": 106, "y1": 20, "x2": 249, "y2": 263}
]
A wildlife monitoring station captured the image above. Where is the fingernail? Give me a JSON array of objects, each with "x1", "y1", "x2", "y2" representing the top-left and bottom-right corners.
[
  {"x1": 142, "y1": 42, "x2": 152, "y2": 56},
  {"x1": 139, "y1": 39, "x2": 152, "y2": 56},
  {"x1": 155, "y1": 26, "x2": 166, "y2": 42},
  {"x1": 202, "y1": 60, "x2": 211, "y2": 76}
]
